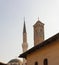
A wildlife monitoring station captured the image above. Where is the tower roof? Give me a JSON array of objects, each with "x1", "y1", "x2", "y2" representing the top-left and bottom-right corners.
[
  {"x1": 33, "y1": 19, "x2": 44, "y2": 27},
  {"x1": 23, "y1": 21, "x2": 26, "y2": 33}
]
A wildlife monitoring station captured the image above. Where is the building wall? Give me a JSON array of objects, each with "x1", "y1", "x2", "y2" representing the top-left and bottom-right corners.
[{"x1": 27, "y1": 39, "x2": 59, "y2": 65}]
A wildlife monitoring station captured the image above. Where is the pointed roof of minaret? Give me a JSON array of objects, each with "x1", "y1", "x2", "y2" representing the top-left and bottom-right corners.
[{"x1": 23, "y1": 19, "x2": 26, "y2": 33}]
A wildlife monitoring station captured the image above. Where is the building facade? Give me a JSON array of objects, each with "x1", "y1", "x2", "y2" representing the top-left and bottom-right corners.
[{"x1": 19, "y1": 19, "x2": 59, "y2": 65}]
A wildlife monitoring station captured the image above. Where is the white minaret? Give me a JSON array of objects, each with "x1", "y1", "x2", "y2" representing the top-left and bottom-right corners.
[{"x1": 22, "y1": 20, "x2": 28, "y2": 65}]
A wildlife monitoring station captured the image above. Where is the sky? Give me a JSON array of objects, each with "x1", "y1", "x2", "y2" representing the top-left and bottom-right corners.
[{"x1": 0, "y1": 0, "x2": 59, "y2": 63}]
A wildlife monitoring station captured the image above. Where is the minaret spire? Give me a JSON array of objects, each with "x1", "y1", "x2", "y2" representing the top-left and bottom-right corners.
[
  {"x1": 23, "y1": 20, "x2": 26, "y2": 33},
  {"x1": 22, "y1": 20, "x2": 28, "y2": 49}
]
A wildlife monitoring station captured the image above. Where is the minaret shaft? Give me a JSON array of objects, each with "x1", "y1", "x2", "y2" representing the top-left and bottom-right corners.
[
  {"x1": 22, "y1": 21, "x2": 28, "y2": 53},
  {"x1": 22, "y1": 20, "x2": 28, "y2": 65},
  {"x1": 23, "y1": 33, "x2": 27, "y2": 43}
]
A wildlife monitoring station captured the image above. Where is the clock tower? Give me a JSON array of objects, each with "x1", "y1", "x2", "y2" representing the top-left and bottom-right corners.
[{"x1": 33, "y1": 19, "x2": 44, "y2": 46}]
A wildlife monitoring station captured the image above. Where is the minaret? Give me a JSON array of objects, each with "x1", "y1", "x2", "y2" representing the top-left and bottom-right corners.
[
  {"x1": 33, "y1": 18, "x2": 44, "y2": 46},
  {"x1": 22, "y1": 19, "x2": 28, "y2": 65}
]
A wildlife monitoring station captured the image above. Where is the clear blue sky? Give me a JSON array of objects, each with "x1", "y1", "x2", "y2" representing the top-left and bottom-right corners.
[{"x1": 0, "y1": 0, "x2": 59, "y2": 63}]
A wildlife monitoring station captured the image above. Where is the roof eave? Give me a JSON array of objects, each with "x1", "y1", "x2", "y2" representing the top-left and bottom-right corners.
[{"x1": 19, "y1": 33, "x2": 59, "y2": 58}]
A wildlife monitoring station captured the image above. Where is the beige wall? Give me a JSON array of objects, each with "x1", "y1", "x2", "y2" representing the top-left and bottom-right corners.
[{"x1": 27, "y1": 39, "x2": 59, "y2": 65}]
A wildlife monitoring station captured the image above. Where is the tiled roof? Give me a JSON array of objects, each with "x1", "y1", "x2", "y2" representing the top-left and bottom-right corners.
[{"x1": 33, "y1": 20, "x2": 44, "y2": 27}]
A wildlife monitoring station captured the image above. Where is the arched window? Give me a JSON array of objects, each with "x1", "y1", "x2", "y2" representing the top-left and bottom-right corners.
[
  {"x1": 44, "y1": 58, "x2": 48, "y2": 65},
  {"x1": 35, "y1": 62, "x2": 38, "y2": 65},
  {"x1": 25, "y1": 63, "x2": 27, "y2": 65}
]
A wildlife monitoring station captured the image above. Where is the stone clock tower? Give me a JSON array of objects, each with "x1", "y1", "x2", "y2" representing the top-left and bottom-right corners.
[
  {"x1": 33, "y1": 19, "x2": 44, "y2": 46},
  {"x1": 22, "y1": 20, "x2": 28, "y2": 65}
]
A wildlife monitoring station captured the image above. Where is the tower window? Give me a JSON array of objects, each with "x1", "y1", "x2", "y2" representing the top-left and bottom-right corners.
[
  {"x1": 35, "y1": 61, "x2": 38, "y2": 65},
  {"x1": 44, "y1": 58, "x2": 48, "y2": 65}
]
